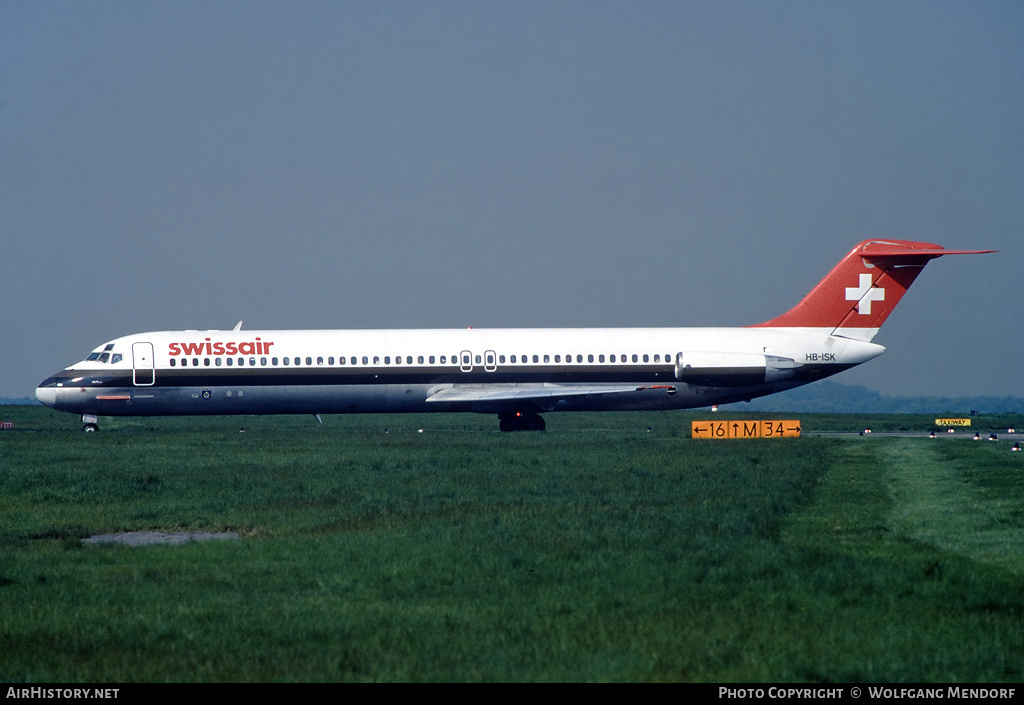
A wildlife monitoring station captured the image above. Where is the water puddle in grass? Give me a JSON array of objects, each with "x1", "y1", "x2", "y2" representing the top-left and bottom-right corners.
[{"x1": 83, "y1": 531, "x2": 240, "y2": 546}]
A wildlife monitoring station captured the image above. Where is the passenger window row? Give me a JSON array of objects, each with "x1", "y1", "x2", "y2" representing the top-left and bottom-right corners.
[{"x1": 168, "y1": 353, "x2": 673, "y2": 368}]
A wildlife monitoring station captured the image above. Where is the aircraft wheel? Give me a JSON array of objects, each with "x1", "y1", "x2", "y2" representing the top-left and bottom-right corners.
[
  {"x1": 83, "y1": 423, "x2": 99, "y2": 432},
  {"x1": 498, "y1": 411, "x2": 546, "y2": 432}
]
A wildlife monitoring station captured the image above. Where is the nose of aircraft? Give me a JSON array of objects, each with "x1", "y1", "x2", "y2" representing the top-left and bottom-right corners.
[{"x1": 35, "y1": 385, "x2": 57, "y2": 408}]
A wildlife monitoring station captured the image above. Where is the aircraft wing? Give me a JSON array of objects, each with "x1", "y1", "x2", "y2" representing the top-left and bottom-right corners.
[{"x1": 425, "y1": 383, "x2": 666, "y2": 405}]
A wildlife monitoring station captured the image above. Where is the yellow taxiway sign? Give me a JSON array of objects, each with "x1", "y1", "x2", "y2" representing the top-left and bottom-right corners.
[{"x1": 692, "y1": 419, "x2": 801, "y2": 439}]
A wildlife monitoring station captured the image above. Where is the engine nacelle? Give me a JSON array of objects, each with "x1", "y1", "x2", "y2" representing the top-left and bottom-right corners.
[{"x1": 674, "y1": 351, "x2": 799, "y2": 387}]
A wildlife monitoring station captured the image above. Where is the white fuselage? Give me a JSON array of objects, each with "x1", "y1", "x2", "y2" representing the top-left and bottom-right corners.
[{"x1": 36, "y1": 326, "x2": 884, "y2": 420}]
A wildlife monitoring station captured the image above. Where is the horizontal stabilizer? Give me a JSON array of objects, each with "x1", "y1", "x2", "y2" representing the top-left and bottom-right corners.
[{"x1": 859, "y1": 243, "x2": 995, "y2": 260}]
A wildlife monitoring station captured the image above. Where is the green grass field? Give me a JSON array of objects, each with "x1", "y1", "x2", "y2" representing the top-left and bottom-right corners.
[{"x1": 1, "y1": 406, "x2": 1022, "y2": 682}]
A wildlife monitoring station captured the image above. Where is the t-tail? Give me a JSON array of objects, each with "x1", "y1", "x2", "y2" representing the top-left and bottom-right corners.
[{"x1": 753, "y1": 239, "x2": 995, "y2": 341}]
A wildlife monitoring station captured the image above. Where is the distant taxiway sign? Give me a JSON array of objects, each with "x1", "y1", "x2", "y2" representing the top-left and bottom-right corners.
[{"x1": 935, "y1": 418, "x2": 971, "y2": 427}]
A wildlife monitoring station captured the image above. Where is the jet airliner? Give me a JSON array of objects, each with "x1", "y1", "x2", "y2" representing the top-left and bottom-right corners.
[{"x1": 36, "y1": 240, "x2": 993, "y2": 431}]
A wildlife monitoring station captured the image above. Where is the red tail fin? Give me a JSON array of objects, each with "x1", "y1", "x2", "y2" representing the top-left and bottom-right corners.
[{"x1": 753, "y1": 240, "x2": 994, "y2": 341}]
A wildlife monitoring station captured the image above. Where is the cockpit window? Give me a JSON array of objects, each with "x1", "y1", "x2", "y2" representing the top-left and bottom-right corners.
[{"x1": 86, "y1": 345, "x2": 120, "y2": 364}]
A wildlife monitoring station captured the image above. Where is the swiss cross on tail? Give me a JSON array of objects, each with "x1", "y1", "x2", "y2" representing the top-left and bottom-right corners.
[
  {"x1": 753, "y1": 239, "x2": 994, "y2": 342},
  {"x1": 845, "y1": 273, "x2": 885, "y2": 314}
]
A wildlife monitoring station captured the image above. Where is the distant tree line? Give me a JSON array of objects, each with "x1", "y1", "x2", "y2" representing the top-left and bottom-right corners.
[{"x1": 725, "y1": 381, "x2": 1024, "y2": 414}]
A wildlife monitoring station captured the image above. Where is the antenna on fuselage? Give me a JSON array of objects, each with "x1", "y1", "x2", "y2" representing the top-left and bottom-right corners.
[{"x1": 233, "y1": 321, "x2": 243, "y2": 331}]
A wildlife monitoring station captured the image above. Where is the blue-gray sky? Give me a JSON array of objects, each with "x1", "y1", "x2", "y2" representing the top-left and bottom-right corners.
[{"x1": 2, "y1": 1, "x2": 1021, "y2": 400}]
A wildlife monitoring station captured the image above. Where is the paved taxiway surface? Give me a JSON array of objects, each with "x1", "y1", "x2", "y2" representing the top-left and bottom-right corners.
[{"x1": 807, "y1": 431, "x2": 1022, "y2": 441}]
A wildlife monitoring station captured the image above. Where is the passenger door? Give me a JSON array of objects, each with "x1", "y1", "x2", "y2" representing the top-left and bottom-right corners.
[{"x1": 132, "y1": 342, "x2": 155, "y2": 386}]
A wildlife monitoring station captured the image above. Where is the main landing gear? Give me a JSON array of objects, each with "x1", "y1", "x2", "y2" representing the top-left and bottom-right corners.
[
  {"x1": 82, "y1": 414, "x2": 99, "y2": 432},
  {"x1": 499, "y1": 410, "x2": 546, "y2": 432}
]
